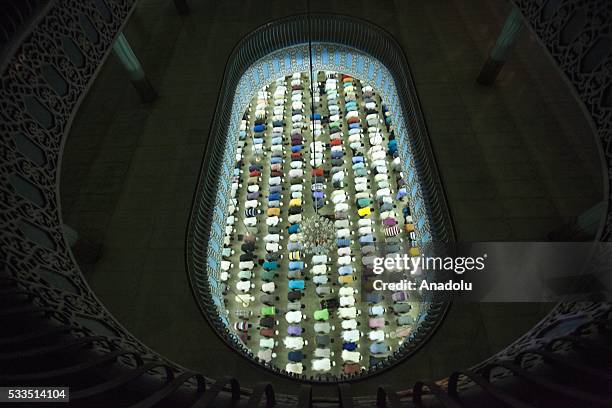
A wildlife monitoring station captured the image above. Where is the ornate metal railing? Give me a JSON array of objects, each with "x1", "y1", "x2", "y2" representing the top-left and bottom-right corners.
[{"x1": 0, "y1": 0, "x2": 611, "y2": 406}]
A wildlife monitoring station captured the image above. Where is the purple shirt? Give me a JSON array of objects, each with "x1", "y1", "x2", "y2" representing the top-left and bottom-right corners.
[
  {"x1": 287, "y1": 325, "x2": 302, "y2": 335},
  {"x1": 312, "y1": 191, "x2": 325, "y2": 200},
  {"x1": 383, "y1": 217, "x2": 397, "y2": 226}
]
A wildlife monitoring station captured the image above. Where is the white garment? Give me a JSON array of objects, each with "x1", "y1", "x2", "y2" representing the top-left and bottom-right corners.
[
  {"x1": 312, "y1": 264, "x2": 327, "y2": 275},
  {"x1": 285, "y1": 311, "x2": 303, "y2": 324},
  {"x1": 339, "y1": 287, "x2": 355, "y2": 297},
  {"x1": 264, "y1": 234, "x2": 280, "y2": 243},
  {"x1": 335, "y1": 203, "x2": 349, "y2": 213},
  {"x1": 376, "y1": 188, "x2": 391, "y2": 199},
  {"x1": 341, "y1": 350, "x2": 361, "y2": 363},
  {"x1": 235, "y1": 280, "x2": 251, "y2": 292},
  {"x1": 369, "y1": 330, "x2": 385, "y2": 342},
  {"x1": 286, "y1": 363, "x2": 303, "y2": 374},
  {"x1": 332, "y1": 194, "x2": 346, "y2": 204},
  {"x1": 288, "y1": 214, "x2": 302, "y2": 223},
  {"x1": 342, "y1": 329, "x2": 360, "y2": 343},
  {"x1": 340, "y1": 296, "x2": 355, "y2": 307},
  {"x1": 338, "y1": 307, "x2": 357, "y2": 319},
  {"x1": 337, "y1": 255, "x2": 352, "y2": 265},
  {"x1": 261, "y1": 282, "x2": 275, "y2": 293},
  {"x1": 283, "y1": 336, "x2": 305, "y2": 350},
  {"x1": 312, "y1": 358, "x2": 331, "y2": 372},
  {"x1": 358, "y1": 218, "x2": 372, "y2": 227},
  {"x1": 266, "y1": 216, "x2": 279, "y2": 227},
  {"x1": 259, "y1": 338, "x2": 274, "y2": 349},
  {"x1": 288, "y1": 169, "x2": 303, "y2": 178},
  {"x1": 312, "y1": 255, "x2": 328, "y2": 265},
  {"x1": 354, "y1": 183, "x2": 368, "y2": 192},
  {"x1": 336, "y1": 228, "x2": 350, "y2": 239},
  {"x1": 341, "y1": 319, "x2": 358, "y2": 330},
  {"x1": 335, "y1": 219, "x2": 349, "y2": 229},
  {"x1": 336, "y1": 245, "x2": 351, "y2": 257},
  {"x1": 312, "y1": 358, "x2": 331, "y2": 371},
  {"x1": 358, "y1": 226, "x2": 373, "y2": 236}
]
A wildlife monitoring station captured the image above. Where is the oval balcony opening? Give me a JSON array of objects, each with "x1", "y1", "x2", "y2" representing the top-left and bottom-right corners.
[{"x1": 187, "y1": 16, "x2": 453, "y2": 383}]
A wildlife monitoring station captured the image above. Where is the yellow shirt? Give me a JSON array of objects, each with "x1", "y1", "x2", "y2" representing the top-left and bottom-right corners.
[
  {"x1": 358, "y1": 207, "x2": 371, "y2": 217},
  {"x1": 267, "y1": 208, "x2": 280, "y2": 217},
  {"x1": 339, "y1": 275, "x2": 354, "y2": 284}
]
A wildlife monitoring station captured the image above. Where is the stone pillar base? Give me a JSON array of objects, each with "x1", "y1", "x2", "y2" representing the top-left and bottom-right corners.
[
  {"x1": 476, "y1": 56, "x2": 505, "y2": 86},
  {"x1": 132, "y1": 76, "x2": 157, "y2": 103}
]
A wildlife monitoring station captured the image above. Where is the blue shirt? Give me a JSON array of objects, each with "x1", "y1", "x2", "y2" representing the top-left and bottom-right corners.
[
  {"x1": 288, "y1": 280, "x2": 305, "y2": 290},
  {"x1": 370, "y1": 343, "x2": 389, "y2": 354},
  {"x1": 337, "y1": 238, "x2": 351, "y2": 247},
  {"x1": 263, "y1": 261, "x2": 278, "y2": 270},
  {"x1": 343, "y1": 342, "x2": 358, "y2": 351},
  {"x1": 288, "y1": 351, "x2": 304, "y2": 361},
  {"x1": 338, "y1": 265, "x2": 353, "y2": 276},
  {"x1": 359, "y1": 234, "x2": 374, "y2": 244}
]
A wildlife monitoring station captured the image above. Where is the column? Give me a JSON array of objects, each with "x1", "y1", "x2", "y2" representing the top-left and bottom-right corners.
[
  {"x1": 476, "y1": 6, "x2": 524, "y2": 86},
  {"x1": 548, "y1": 201, "x2": 606, "y2": 241},
  {"x1": 113, "y1": 33, "x2": 157, "y2": 102},
  {"x1": 173, "y1": 0, "x2": 190, "y2": 14}
]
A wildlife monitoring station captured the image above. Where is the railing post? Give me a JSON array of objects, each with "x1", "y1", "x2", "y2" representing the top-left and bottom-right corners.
[
  {"x1": 173, "y1": 0, "x2": 190, "y2": 14},
  {"x1": 113, "y1": 32, "x2": 157, "y2": 102},
  {"x1": 477, "y1": 6, "x2": 523, "y2": 86}
]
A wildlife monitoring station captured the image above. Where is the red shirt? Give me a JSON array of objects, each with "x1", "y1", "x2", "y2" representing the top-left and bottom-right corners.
[
  {"x1": 344, "y1": 363, "x2": 360, "y2": 374},
  {"x1": 312, "y1": 168, "x2": 324, "y2": 177},
  {"x1": 331, "y1": 139, "x2": 342, "y2": 146},
  {"x1": 260, "y1": 328, "x2": 275, "y2": 337},
  {"x1": 249, "y1": 170, "x2": 261, "y2": 177}
]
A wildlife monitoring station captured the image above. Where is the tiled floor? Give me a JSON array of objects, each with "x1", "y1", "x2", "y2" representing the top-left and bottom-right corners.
[{"x1": 60, "y1": 0, "x2": 602, "y2": 397}]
